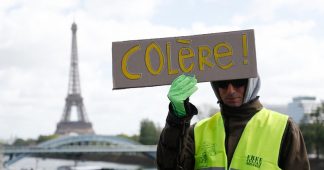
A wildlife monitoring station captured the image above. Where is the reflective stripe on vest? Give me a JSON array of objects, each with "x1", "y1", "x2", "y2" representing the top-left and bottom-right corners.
[{"x1": 194, "y1": 108, "x2": 288, "y2": 170}]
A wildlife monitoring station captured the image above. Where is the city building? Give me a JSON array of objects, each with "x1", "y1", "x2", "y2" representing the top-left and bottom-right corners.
[{"x1": 287, "y1": 96, "x2": 319, "y2": 124}]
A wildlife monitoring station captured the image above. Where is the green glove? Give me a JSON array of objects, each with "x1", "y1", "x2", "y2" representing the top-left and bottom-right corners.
[{"x1": 167, "y1": 74, "x2": 198, "y2": 117}]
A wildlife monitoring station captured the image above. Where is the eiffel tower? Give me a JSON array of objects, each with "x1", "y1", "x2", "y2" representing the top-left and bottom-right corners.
[{"x1": 55, "y1": 22, "x2": 95, "y2": 135}]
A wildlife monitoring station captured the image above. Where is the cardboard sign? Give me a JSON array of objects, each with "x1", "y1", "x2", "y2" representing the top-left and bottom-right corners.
[{"x1": 112, "y1": 29, "x2": 257, "y2": 89}]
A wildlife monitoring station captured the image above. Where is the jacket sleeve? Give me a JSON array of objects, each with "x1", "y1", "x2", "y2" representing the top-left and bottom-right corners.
[
  {"x1": 157, "y1": 101, "x2": 197, "y2": 170},
  {"x1": 279, "y1": 117, "x2": 310, "y2": 170}
]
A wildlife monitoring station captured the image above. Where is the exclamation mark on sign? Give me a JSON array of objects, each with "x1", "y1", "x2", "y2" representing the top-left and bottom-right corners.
[{"x1": 242, "y1": 33, "x2": 248, "y2": 65}]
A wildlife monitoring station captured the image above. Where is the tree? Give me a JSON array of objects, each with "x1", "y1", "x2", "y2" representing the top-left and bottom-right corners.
[
  {"x1": 11, "y1": 134, "x2": 59, "y2": 146},
  {"x1": 36, "y1": 134, "x2": 59, "y2": 144},
  {"x1": 139, "y1": 119, "x2": 161, "y2": 145},
  {"x1": 300, "y1": 102, "x2": 324, "y2": 159},
  {"x1": 12, "y1": 138, "x2": 36, "y2": 146},
  {"x1": 117, "y1": 133, "x2": 139, "y2": 142},
  {"x1": 300, "y1": 123, "x2": 317, "y2": 154},
  {"x1": 310, "y1": 102, "x2": 324, "y2": 159}
]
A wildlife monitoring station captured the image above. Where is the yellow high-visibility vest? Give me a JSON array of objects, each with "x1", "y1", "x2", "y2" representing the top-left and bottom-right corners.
[{"x1": 194, "y1": 108, "x2": 288, "y2": 170}]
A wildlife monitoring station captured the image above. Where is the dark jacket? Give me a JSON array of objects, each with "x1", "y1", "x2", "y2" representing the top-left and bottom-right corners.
[{"x1": 157, "y1": 98, "x2": 310, "y2": 170}]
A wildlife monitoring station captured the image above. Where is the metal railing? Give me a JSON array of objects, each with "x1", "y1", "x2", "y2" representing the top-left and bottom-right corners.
[{"x1": 3, "y1": 145, "x2": 157, "y2": 154}]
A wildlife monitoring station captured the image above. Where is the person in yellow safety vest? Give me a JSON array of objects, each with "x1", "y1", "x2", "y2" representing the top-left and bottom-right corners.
[{"x1": 157, "y1": 75, "x2": 310, "y2": 170}]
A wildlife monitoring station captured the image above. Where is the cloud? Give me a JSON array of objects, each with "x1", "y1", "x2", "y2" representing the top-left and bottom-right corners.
[
  {"x1": 82, "y1": 0, "x2": 162, "y2": 20},
  {"x1": 253, "y1": 19, "x2": 324, "y2": 104}
]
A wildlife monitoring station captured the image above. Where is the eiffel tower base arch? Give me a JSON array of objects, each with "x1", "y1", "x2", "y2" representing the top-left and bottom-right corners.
[{"x1": 55, "y1": 121, "x2": 95, "y2": 135}]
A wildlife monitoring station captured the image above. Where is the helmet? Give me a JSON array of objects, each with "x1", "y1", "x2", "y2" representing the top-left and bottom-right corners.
[{"x1": 210, "y1": 76, "x2": 260, "y2": 105}]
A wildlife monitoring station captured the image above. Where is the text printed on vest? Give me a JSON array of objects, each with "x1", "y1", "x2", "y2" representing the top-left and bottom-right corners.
[{"x1": 246, "y1": 154, "x2": 263, "y2": 168}]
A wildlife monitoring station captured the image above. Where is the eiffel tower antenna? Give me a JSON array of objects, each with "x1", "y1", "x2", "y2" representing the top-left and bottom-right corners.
[{"x1": 55, "y1": 22, "x2": 95, "y2": 135}]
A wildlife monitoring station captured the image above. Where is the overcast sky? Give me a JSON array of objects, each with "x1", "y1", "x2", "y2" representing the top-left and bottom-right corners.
[{"x1": 1, "y1": 0, "x2": 324, "y2": 140}]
